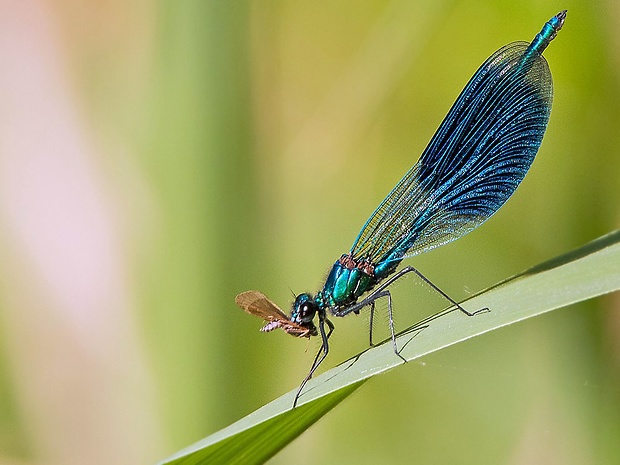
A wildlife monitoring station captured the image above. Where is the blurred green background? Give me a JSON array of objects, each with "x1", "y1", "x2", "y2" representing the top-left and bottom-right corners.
[{"x1": 0, "y1": 1, "x2": 619, "y2": 464}]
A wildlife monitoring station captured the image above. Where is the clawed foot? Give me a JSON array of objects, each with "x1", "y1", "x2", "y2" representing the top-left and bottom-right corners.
[{"x1": 471, "y1": 306, "x2": 490, "y2": 316}]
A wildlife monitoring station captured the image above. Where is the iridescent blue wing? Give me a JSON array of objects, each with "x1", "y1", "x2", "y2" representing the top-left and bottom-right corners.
[{"x1": 351, "y1": 41, "x2": 553, "y2": 265}]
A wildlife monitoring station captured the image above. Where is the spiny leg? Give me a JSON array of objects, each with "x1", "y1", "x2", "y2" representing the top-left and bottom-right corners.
[
  {"x1": 353, "y1": 265, "x2": 487, "y2": 317},
  {"x1": 340, "y1": 290, "x2": 406, "y2": 363},
  {"x1": 293, "y1": 316, "x2": 334, "y2": 408},
  {"x1": 400, "y1": 266, "x2": 489, "y2": 316},
  {"x1": 376, "y1": 289, "x2": 407, "y2": 363},
  {"x1": 368, "y1": 300, "x2": 376, "y2": 347}
]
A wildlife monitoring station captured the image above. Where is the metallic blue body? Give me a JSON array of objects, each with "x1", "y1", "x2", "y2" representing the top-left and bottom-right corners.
[{"x1": 526, "y1": 12, "x2": 565, "y2": 57}]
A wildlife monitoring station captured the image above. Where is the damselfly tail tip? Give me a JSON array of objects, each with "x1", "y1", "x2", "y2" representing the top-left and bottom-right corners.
[{"x1": 556, "y1": 10, "x2": 567, "y2": 25}]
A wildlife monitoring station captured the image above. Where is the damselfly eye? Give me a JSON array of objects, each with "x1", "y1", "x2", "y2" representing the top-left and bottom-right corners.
[
  {"x1": 301, "y1": 303, "x2": 313, "y2": 316},
  {"x1": 292, "y1": 293, "x2": 317, "y2": 323}
]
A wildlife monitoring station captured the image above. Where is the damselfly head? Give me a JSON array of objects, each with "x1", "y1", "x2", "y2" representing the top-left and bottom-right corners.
[{"x1": 292, "y1": 293, "x2": 318, "y2": 325}]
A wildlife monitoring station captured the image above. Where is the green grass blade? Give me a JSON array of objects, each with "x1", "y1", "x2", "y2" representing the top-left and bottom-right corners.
[{"x1": 158, "y1": 230, "x2": 620, "y2": 465}]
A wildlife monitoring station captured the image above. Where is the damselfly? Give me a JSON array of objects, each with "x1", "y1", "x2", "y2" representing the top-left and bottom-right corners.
[{"x1": 237, "y1": 10, "x2": 566, "y2": 407}]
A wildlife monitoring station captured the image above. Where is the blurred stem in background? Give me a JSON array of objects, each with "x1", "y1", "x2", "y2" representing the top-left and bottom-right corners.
[{"x1": 146, "y1": 0, "x2": 263, "y2": 446}]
